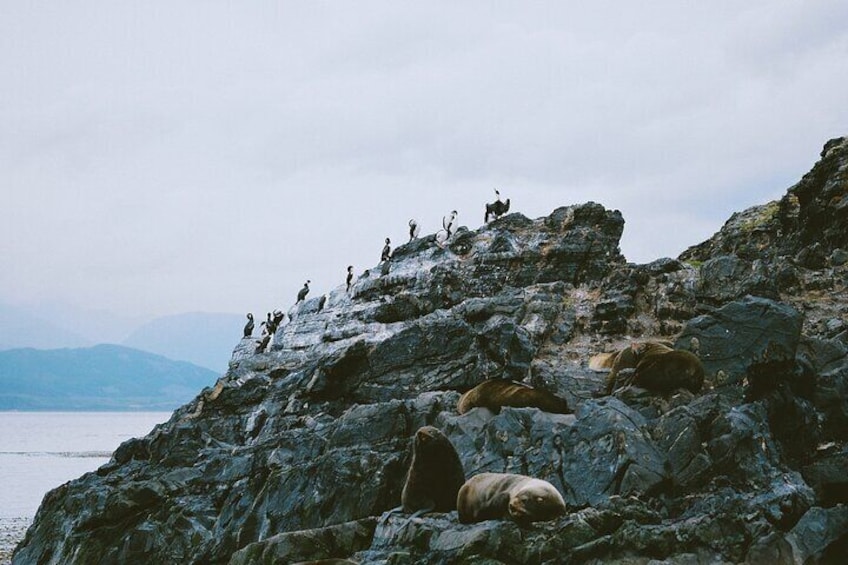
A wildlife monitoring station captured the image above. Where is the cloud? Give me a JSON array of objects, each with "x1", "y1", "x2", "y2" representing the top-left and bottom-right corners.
[{"x1": 1, "y1": 1, "x2": 847, "y2": 317}]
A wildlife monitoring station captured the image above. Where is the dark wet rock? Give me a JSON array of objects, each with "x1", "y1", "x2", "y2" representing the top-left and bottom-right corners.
[
  {"x1": 675, "y1": 296, "x2": 803, "y2": 390},
  {"x1": 561, "y1": 399, "x2": 666, "y2": 505},
  {"x1": 696, "y1": 254, "x2": 779, "y2": 304},
  {"x1": 228, "y1": 518, "x2": 377, "y2": 565},
  {"x1": 813, "y1": 357, "x2": 848, "y2": 441},
  {"x1": 14, "y1": 140, "x2": 848, "y2": 565},
  {"x1": 802, "y1": 447, "x2": 848, "y2": 506},
  {"x1": 783, "y1": 505, "x2": 848, "y2": 563}
]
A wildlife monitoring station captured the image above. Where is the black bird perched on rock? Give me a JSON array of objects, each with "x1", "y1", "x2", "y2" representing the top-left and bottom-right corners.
[
  {"x1": 408, "y1": 219, "x2": 420, "y2": 241},
  {"x1": 243, "y1": 313, "x2": 254, "y2": 338},
  {"x1": 260, "y1": 312, "x2": 272, "y2": 335},
  {"x1": 381, "y1": 238, "x2": 392, "y2": 262},
  {"x1": 271, "y1": 309, "x2": 284, "y2": 331},
  {"x1": 346, "y1": 265, "x2": 354, "y2": 292},
  {"x1": 443, "y1": 210, "x2": 458, "y2": 239},
  {"x1": 485, "y1": 189, "x2": 511, "y2": 222},
  {"x1": 297, "y1": 280, "x2": 310, "y2": 303}
]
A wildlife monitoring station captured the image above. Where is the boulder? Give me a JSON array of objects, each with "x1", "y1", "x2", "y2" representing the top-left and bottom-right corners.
[{"x1": 676, "y1": 296, "x2": 802, "y2": 390}]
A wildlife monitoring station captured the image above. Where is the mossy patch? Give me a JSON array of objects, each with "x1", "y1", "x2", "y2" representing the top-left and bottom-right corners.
[{"x1": 739, "y1": 201, "x2": 780, "y2": 232}]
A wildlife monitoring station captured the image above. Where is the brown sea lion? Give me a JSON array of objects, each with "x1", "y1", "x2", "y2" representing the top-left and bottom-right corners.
[
  {"x1": 457, "y1": 472, "x2": 566, "y2": 524},
  {"x1": 603, "y1": 341, "x2": 675, "y2": 394},
  {"x1": 588, "y1": 350, "x2": 618, "y2": 371},
  {"x1": 457, "y1": 379, "x2": 571, "y2": 415},
  {"x1": 401, "y1": 426, "x2": 465, "y2": 513},
  {"x1": 631, "y1": 349, "x2": 705, "y2": 394},
  {"x1": 590, "y1": 339, "x2": 675, "y2": 370}
]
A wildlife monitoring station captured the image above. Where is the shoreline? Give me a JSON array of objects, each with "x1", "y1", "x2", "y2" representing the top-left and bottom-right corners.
[{"x1": 0, "y1": 516, "x2": 31, "y2": 565}]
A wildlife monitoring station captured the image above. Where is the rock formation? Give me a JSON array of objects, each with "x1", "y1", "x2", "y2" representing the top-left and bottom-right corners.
[{"x1": 13, "y1": 138, "x2": 848, "y2": 564}]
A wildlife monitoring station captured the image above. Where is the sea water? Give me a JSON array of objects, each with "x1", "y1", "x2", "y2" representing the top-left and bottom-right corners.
[{"x1": 0, "y1": 412, "x2": 170, "y2": 562}]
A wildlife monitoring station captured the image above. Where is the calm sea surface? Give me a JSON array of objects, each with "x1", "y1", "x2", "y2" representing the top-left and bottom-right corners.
[{"x1": 0, "y1": 412, "x2": 170, "y2": 562}]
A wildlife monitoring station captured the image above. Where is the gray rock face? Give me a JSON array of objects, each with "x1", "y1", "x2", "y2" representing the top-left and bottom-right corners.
[
  {"x1": 676, "y1": 296, "x2": 803, "y2": 388},
  {"x1": 13, "y1": 140, "x2": 848, "y2": 565}
]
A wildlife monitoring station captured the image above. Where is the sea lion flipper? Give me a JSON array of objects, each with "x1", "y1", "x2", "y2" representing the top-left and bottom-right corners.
[{"x1": 395, "y1": 506, "x2": 434, "y2": 537}]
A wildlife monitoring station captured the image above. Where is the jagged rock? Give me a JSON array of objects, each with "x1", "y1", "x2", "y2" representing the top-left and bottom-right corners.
[
  {"x1": 675, "y1": 296, "x2": 803, "y2": 390},
  {"x1": 802, "y1": 447, "x2": 848, "y2": 506},
  {"x1": 13, "y1": 140, "x2": 848, "y2": 565},
  {"x1": 696, "y1": 254, "x2": 779, "y2": 304},
  {"x1": 747, "y1": 505, "x2": 848, "y2": 564},
  {"x1": 228, "y1": 518, "x2": 377, "y2": 565},
  {"x1": 561, "y1": 399, "x2": 666, "y2": 505}
]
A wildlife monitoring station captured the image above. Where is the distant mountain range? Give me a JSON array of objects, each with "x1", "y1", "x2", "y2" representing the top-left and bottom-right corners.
[
  {"x1": 0, "y1": 344, "x2": 218, "y2": 411},
  {"x1": 1, "y1": 302, "x2": 245, "y2": 373},
  {"x1": 0, "y1": 302, "x2": 92, "y2": 350},
  {"x1": 122, "y1": 312, "x2": 245, "y2": 373}
]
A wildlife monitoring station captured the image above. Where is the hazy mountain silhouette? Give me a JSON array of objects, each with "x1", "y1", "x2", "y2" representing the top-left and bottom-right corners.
[
  {"x1": 0, "y1": 302, "x2": 92, "y2": 350},
  {"x1": 122, "y1": 312, "x2": 245, "y2": 373},
  {"x1": 0, "y1": 344, "x2": 217, "y2": 410}
]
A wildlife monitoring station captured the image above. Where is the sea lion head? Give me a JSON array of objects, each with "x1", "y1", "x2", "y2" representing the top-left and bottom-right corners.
[
  {"x1": 414, "y1": 426, "x2": 446, "y2": 451},
  {"x1": 631, "y1": 342, "x2": 647, "y2": 356},
  {"x1": 508, "y1": 478, "x2": 566, "y2": 523}
]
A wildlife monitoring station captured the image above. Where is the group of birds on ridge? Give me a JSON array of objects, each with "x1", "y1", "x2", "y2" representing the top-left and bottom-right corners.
[{"x1": 243, "y1": 190, "x2": 512, "y2": 352}]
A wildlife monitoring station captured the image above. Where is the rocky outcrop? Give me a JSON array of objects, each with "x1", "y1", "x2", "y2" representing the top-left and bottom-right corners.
[{"x1": 13, "y1": 138, "x2": 848, "y2": 564}]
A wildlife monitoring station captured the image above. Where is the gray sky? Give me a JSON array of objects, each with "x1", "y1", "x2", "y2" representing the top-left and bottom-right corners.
[{"x1": 2, "y1": 1, "x2": 847, "y2": 321}]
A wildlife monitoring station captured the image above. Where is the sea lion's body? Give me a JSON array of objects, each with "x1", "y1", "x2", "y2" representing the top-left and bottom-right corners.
[
  {"x1": 588, "y1": 350, "x2": 618, "y2": 371},
  {"x1": 598, "y1": 341, "x2": 674, "y2": 394},
  {"x1": 401, "y1": 426, "x2": 465, "y2": 513},
  {"x1": 457, "y1": 472, "x2": 566, "y2": 524},
  {"x1": 633, "y1": 349, "x2": 705, "y2": 393},
  {"x1": 457, "y1": 379, "x2": 570, "y2": 415},
  {"x1": 597, "y1": 341, "x2": 704, "y2": 394}
]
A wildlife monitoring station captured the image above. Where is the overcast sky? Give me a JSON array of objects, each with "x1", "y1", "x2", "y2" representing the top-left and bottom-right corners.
[{"x1": 2, "y1": 1, "x2": 847, "y2": 322}]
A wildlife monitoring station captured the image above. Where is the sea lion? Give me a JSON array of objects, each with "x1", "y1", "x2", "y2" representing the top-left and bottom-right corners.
[
  {"x1": 401, "y1": 426, "x2": 465, "y2": 513},
  {"x1": 588, "y1": 350, "x2": 618, "y2": 371},
  {"x1": 457, "y1": 379, "x2": 571, "y2": 415},
  {"x1": 602, "y1": 341, "x2": 674, "y2": 394},
  {"x1": 457, "y1": 472, "x2": 566, "y2": 524},
  {"x1": 590, "y1": 339, "x2": 674, "y2": 371},
  {"x1": 631, "y1": 349, "x2": 705, "y2": 394},
  {"x1": 243, "y1": 313, "x2": 254, "y2": 338}
]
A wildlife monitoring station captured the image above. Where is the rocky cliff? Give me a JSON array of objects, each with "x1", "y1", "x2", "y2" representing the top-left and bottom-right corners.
[{"x1": 13, "y1": 138, "x2": 848, "y2": 564}]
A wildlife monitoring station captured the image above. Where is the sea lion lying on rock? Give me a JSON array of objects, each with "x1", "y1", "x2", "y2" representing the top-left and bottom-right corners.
[
  {"x1": 630, "y1": 348, "x2": 705, "y2": 393},
  {"x1": 401, "y1": 426, "x2": 465, "y2": 513},
  {"x1": 457, "y1": 473, "x2": 566, "y2": 524},
  {"x1": 457, "y1": 379, "x2": 571, "y2": 415},
  {"x1": 597, "y1": 341, "x2": 705, "y2": 394},
  {"x1": 589, "y1": 341, "x2": 673, "y2": 394}
]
